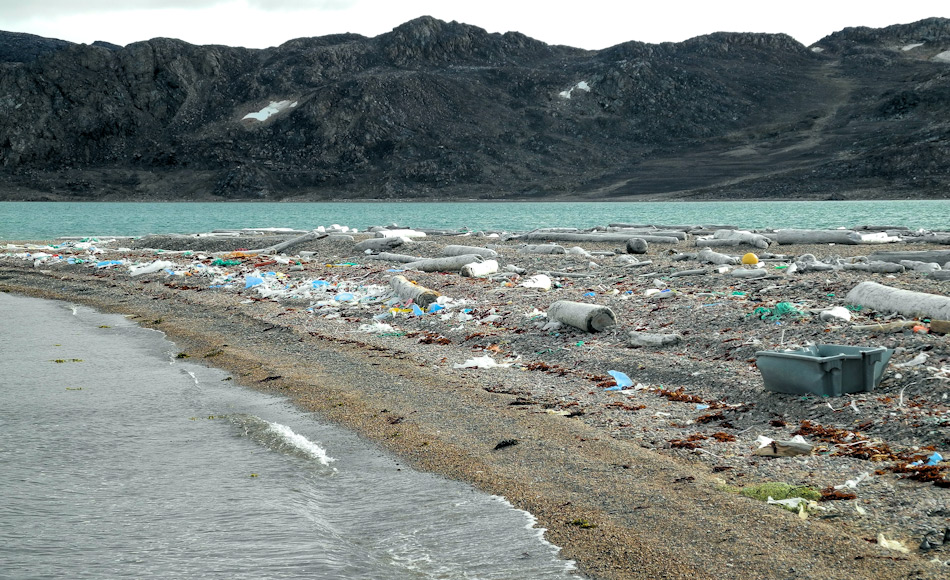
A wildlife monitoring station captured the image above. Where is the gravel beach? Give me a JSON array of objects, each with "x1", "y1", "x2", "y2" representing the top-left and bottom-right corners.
[{"x1": 3, "y1": 225, "x2": 949, "y2": 579}]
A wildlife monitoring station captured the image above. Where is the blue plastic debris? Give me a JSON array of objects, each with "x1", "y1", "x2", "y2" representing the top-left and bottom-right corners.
[
  {"x1": 926, "y1": 452, "x2": 943, "y2": 466},
  {"x1": 312, "y1": 280, "x2": 330, "y2": 288},
  {"x1": 607, "y1": 370, "x2": 633, "y2": 389},
  {"x1": 334, "y1": 292, "x2": 355, "y2": 302},
  {"x1": 245, "y1": 276, "x2": 263, "y2": 288},
  {"x1": 696, "y1": 404, "x2": 710, "y2": 410},
  {"x1": 428, "y1": 303, "x2": 444, "y2": 313},
  {"x1": 411, "y1": 304, "x2": 425, "y2": 316}
]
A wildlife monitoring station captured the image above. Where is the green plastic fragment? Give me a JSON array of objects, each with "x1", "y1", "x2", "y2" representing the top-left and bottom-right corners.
[{"x1": 755, "y1": 302, "x2": 804, "y2": 321}]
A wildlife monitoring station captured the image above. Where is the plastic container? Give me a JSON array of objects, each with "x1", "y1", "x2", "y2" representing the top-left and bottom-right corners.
[{"x1": 755, "y1": 344, "x2": 893, "y2": 396}]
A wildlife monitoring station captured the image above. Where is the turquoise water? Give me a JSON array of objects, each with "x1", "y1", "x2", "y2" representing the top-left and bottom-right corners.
[{"x1": 1, "y1": 200, "x2": 948, "y2": 239}]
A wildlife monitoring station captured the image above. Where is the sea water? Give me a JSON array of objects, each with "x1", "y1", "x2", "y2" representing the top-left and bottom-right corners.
[
  {"x1": 0, "y1": 293, "x2": 576, "y2": 579},
  {"x1": 2, "y1": 199, "x2": 949, "y2": 240}
]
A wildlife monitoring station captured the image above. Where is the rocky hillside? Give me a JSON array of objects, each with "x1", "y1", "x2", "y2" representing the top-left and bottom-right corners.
[{"x1": 1, "y1": 16, "x2": 948, "y2": 201}]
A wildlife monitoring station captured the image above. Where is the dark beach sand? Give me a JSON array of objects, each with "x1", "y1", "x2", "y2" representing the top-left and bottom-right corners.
[{"x1": 2, "y1": 231, "x2": 948, "y2": 579}]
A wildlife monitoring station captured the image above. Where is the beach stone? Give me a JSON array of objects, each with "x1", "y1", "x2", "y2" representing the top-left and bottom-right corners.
[
  {"x1": 930, "y1": 319, "x2": 950, "y2": 334},
  {"x1": 626, "y1": 238, "x2": 648, "y2": 254}
]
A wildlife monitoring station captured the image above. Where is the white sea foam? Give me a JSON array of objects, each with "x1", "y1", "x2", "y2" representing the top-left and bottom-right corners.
[
  {"x1": 266, "y1": 420, "x2": 336, "y2": 466},
  {"x1": 489, "y1": 495, "x2": 578, "y2": 572}
]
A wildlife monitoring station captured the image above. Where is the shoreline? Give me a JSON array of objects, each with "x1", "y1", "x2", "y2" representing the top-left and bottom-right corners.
[{"x1": 3, "y1": 228, "x2": 949, "y2": 579}]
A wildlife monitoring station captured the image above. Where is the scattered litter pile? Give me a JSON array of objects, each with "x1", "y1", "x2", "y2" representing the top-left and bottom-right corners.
[{"x1": 3, "y1": 222, "x2": 949, "y2": 573}]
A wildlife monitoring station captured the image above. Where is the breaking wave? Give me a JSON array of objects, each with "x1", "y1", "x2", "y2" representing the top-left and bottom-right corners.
[{"x1": 228, "y1": 413, "x2": 336, "y2": 467}]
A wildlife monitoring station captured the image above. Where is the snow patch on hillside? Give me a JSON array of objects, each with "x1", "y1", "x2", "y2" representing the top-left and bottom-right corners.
[
  {"x1": 558, "y1": 81, "x2": 591, "y2": 99},
  {"x1": 243, "y1": 100, "x2": 297, "y2": 121}
]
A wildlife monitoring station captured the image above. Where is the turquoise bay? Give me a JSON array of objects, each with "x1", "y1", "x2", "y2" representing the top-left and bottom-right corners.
[{"x1": 2, "y1": 200, "x2": 949, "y2": 240}]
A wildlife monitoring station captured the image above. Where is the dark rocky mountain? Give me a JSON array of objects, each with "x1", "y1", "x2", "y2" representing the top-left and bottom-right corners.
[{"x1": 0, "y1": 16, "x2": 948, "y2": 201}]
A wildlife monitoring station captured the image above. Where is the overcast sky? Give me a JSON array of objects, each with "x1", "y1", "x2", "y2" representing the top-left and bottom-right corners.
[{"x1": 2, "y1": 1, "x2": 948, "y2": 50}]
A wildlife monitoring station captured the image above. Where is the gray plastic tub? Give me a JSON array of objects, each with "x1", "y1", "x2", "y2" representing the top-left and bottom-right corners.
[{"x1": 755, "y1": 344, "x2": 893, "y2": 397}]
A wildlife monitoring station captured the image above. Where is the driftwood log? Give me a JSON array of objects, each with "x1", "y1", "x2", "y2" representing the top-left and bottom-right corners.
[
  {"x1": 521, "y1": 232, "x2": 679, "y2": 244},
  {"x1": 850, "y1": 321, "x2": 919, "y2": 333},
  {"x1": 629, "y1": 331, "x2": 682, "y2": 347},
  {"x1": 519, "y1": 244, "x2": 566, "y2": 254},
  {"x1": 460, "y1": 259, "x2": 499, "y2": 277},
  {"x1": 443, "y1": 245, "x2": 498, "y2": 258},
  {"x1": 374, "y1": 228, "x2": 426, "y2": 239},
  {"x1": 841, "y1": 262, "x2": 906, "y2": 273},
  {"x1": 773, "y1": 229, "x2": 863, "y2": 245},
  {"x1": 696, "y1": 229, "x2": 770, "y2": 249},
  {"x1": 698, "y1": 248, "x2": 739, "y2": 265},
  {"x1": 866, "y1": 250, "x2": 950, "y2": 264},
  {"x1": 547, "y1": 301, "x2": 617, "y2": 332},
  {"x1": 611, "y1": 229, "x2": 688, "y2": 240},
  {"x1": 404, "y1": 254, "x2": 483, "y2": 273},
  {"x1": 670, "y1": 268, "x2": 707, "y2": 278},
  {"x1": 845, "y1": 281, "x2": 950, "y2": 320},
  {"x1": 367, "y1": 252, "x2": 423, "y2": 263},
  {"x1": 729, "y1": 268, "x2": 768, "y2": 279},
  {"x1": 389, "y1": 275, "x2": 440, "y2": 308},
  {"x1": 354, "y1": 236, "x2": 410, "y2": 252},
  {"x1": 246, "y1": 230, "x2": 326, "y2": 254}
]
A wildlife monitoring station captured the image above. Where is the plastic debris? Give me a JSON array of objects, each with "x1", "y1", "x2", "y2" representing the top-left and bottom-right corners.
[
  {"x1": 129, "y1": 260, "x2": 175, "y2": 277},
  {"x1": 754, "y1": 302, "x2": 804, "y2": 321},
  {"x1": 742, "y1": 253, "x2": 759, "y2": 265},
  {"x1": 521, "y1": 274, "x2": 552, "y2": 290},
  {"x1": 607, "y1": 370, "x2": 633, "y2": 389},
  {"x1": 833, "y1": 472, "x2": 870, "y2": 490},
  {"x1": 819, "y1": 306, "x2": 852, "y2": 323},
  {"x1": 894, "y1": 352, "x2": 929, "y2": 368},
  {"x1": 877, "y1": 534, "x2": 910, "y2": 554},
  {"x1": 754, "y1": 435, "x2": 814, "y2": 457},
  {"x1": 453, "y1": 356, "x2": 511, "y2": 369},
  {"x1": 767, "y1": 496, "x2": 823, "y2": 520},
  {"x1": 358, "y1": 321, "x2": 397, "y2": 334}
]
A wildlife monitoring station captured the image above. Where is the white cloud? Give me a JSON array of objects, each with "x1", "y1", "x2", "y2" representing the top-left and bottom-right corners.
[
  {"x1": 2, "y1": 0, "x2": 354, "y2": 18},
  {"x1": 1, "y1": 1, "x2": 947, "y2": 51}
]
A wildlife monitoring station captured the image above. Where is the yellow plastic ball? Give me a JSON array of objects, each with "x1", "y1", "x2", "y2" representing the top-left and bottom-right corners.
[{"x1": 741, "y1": 253, "x2": 759, "y2": 265}]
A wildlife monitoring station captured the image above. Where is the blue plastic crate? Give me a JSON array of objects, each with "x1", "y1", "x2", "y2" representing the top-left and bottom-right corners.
[{"x1": 755, "y1": 344, "x2": 893, "y2": 397}]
